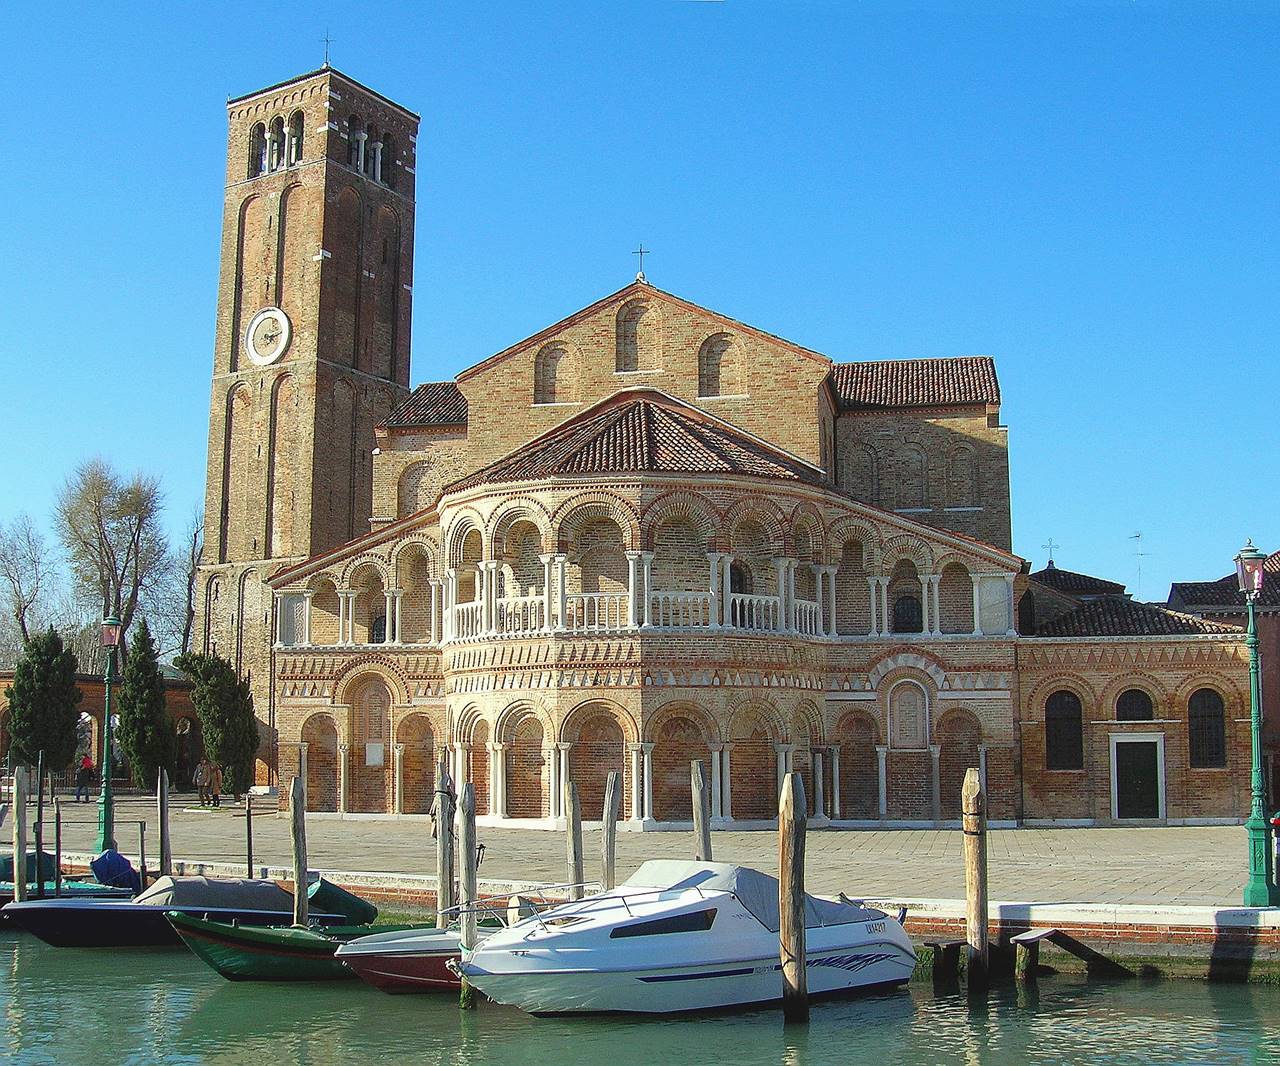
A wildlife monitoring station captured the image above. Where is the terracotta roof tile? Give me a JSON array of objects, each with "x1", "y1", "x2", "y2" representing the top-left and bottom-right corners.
[
  {"x1": 448, "y1": 391, "x2": 822, "y2": 492},
  {"x1": 382, "y1": 381, "x2": 468, "y2": 428},
  {"x1": 831, "y1": 356, "x2": 1000, "y2": 409},
  {"x1": 1169, "y1": 550, "x2": 1280, "y2": 609},
  {"x1": 1029, "y1": 564, "x2": 1126, "y2": 596},
  {"x1": 1032, "y1": 599, "x2": 1243, "y2": 638}
]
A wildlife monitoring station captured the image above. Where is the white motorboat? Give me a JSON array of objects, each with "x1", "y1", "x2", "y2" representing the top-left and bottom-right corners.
[{"x1": 457, "y1": 860, "x2": 916, "y2": 1014}]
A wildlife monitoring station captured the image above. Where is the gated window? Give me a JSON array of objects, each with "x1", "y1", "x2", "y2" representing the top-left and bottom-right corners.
[
  {"x1": 1045, "y1": 690, "x2": 1084, "y2": 770},
  {"x1": 1188, "y1": 688, "x2": 1226, "y2": 768},
  {"x1": 892, "y1": 594, "x2": 922, "y2": 633},
  {"x1": 1116, "y1": 688, "x2": 1154, "y2": 722},
  {"x1": 370, "y1": 614, "x2": 387, "y2": 644},
  {"x1": 729, "y1": 562, "x2": 752, "y2": 595}
]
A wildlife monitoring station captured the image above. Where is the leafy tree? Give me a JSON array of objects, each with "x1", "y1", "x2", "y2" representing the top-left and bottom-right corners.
[
  {"x1": 174, "y1": 652, "x2": 258, "y2": 797},
  {"x1": 116, "y1": 619, "x2": 174, "y2": 788},
  {"x1": 5, "y1": 628, "x2": 82, "y2": 769}
]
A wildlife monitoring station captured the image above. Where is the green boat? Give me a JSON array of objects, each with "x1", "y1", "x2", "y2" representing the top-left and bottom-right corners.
[{"x1": 167, "y1": 911, "x2": 429, "y2": 982}]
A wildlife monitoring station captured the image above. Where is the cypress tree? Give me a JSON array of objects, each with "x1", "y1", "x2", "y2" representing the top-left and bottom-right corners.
[
  {"x1": 116, "y1": 619, "x2": 174, "y2": 788},
  {"x1": 173, "y1": 651, "x2": 259, "y2": 797},
  {"x1": 6, "y1": 628, "x2": 82, "y2": 770}
]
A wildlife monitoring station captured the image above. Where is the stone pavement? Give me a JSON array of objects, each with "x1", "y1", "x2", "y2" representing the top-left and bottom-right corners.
[{"x1": 51, "y1": 795, "x2": 1244, "y2": 907}]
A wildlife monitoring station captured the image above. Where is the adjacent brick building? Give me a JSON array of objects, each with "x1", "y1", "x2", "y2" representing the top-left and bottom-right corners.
[{"x1": 196, "y1": 66, "x2": 1252, "y2": 828}]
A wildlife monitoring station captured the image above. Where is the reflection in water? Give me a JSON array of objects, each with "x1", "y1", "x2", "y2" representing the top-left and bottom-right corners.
[{"x1": 1, "y1": 933, "x2": 1278, "y2": 1065}]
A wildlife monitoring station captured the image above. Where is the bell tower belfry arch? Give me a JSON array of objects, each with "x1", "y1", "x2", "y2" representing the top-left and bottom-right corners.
[{"x1": 196, "y1": 67, "x2": 418, "y2": 783}]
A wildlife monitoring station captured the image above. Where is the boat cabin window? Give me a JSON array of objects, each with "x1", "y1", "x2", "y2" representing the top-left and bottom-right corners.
[
  {"x1": 545, "y1": 915, "x2": 590, "y2": 928},
  {"x1": 609, "y1": 908, "x2": 717, "y2": 939}
]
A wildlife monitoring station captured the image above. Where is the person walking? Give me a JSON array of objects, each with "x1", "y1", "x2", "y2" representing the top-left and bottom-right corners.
[
  {"x1": 194, "y1": 758, "x2": 209, "y2": 806},
  {"x1": 74, "y1": 755, "x2": 94, "y2": 803},
  {"x1": 209, "y1": 763, "x2": 223, "y2": 808}
]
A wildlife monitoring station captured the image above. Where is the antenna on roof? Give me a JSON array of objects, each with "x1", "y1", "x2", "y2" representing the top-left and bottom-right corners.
[
  {"x1": 321, "y1": 29, "x2": 333, "y2": 67},
  {"x1": 1129, "y1": 531, "x2": 1152, "y2": 600},
  {"x1": 633, "y1": 243, "x2": 650, "y2": 283},
  {"x1": 1042, "y1": 537, "x2": 1060, "y2": 567}
]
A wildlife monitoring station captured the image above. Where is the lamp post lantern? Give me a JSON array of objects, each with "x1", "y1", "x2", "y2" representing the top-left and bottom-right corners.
[
  {"x1": 96, "y1": 615, "x2": 121, "y2": 853},
  {"x1": 1235, "y1": 541, "x2": 1277, "y2": 907}
]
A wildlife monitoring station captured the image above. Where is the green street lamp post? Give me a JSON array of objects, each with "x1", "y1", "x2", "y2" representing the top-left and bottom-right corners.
[
  {"x1": 96, "y1": 615, "x2": 121, "y2": 853},
  {"x1": 1236, "y1": 542, "x2": 1277, "y2": 907}
]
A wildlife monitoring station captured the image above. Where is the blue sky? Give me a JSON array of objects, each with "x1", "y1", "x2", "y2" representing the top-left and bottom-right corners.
[{"x1": 1, "y1": 2, "x2": 1275, "y2": 600}]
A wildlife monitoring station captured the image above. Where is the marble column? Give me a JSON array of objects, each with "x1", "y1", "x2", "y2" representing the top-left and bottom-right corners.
[
  {"x1": 555, "y1": 554, "x2": 568, "y2": 633},
  {"x1": 772, "y1": 557, "x2": 789, "y2": 632},
  {"x1": 929, "y1": 745, "x2": 942, "y2": 823},
  {"x1": 641, "y1": 743, "x2": 655, "y2": 822},
  {"x1": 301, "y1": 590, "x2": 313, "y2": 645},
  {"x1": 978, "y1": 744, "x2": 988, "y2": 798},
  {"x1": 813, "y1": 564, "x2": 824, "y2": 637},
  {"x1": 547, "y1": 746, "x2": 560, "y2": 819},
  {"x1": 625, "y1": 551, "x2": 643, "y2": 628},
  {"x1": 298, "y1": 743, "x2": 309, "y2": 794},
  {"x1": 707, "y1": 552, "x2": 725, "y2": 629},
  {"x1": 880, "y1": 579, "x2": 890, "y2": 636},
  {"x1": 709, "y1": 744, "x2": 723, "y2": 818},
  {"x1": 971, "y1": 573, "x2": 984, "y2": 636},
  {"x1": 370, "y1": 140, "x2": 384, "y2": 182},
  {"x1": 721, "y1": 743, "x2": 734, "y2": 821},
  {"x1": 830, "y1": 745, "x2": 842, "y2": 819},
  {"x1": 1004, "y1": 573, "x2": 1017, "y2": 636},
  {"x1": 640, "y1": 551, "x2": 654, "y2": 628},
  {"x1": 628, "y1": 745, "x2": 643, "y2": 821},
  {"x1": 813, "y1": 750, "x2": 825, "y2": 818},
  {"x1": 557, "y1": 742, "x2": 571, "y2": 819},
  {"x1": 393, "y1": 743, "x2": 405, "y2": 815},
  {"x1": 920, "y1": 574, "x2": 932, "y2": 636},
  {"x1": 540, "y1": 553, "x2": 556, "y2": 632},
  {"x1": 338, "y1": 744, "x2": 350, "y2": 815},
  {"x1": 875, "y1": 745, "x2": 888, "y2": 819},
  {"x1": 720, "y1": 556, "x2": 733, "y2": 627},
  {"x1": 867, "y1": 576, "x2": 880, "y2": 636},
  {"x1": 774, "y1": 744, "x2": 792, "y2": 805}
]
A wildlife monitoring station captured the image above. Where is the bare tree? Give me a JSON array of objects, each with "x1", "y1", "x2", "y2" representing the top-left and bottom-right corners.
[
  {"x1": 179, "y1": 509, "x2": 203, "y2": 657},
  {"x1": 55, "y1": 458, "x2": 169, "y2": 658},
  {"x1": 0, "y1": 513, "x2": 54, "y2": 642},
  {"x1": 143, "y1": 510, "x2": 203, "y2": 661}
]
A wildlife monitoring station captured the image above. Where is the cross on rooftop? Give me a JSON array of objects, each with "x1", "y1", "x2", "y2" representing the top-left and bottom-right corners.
[
  {"x1": 633, "y1": 243, "x2": 650, "y2": 282},
  {"x1": 1042, "y1": 537, "x2": 1060, "y2": 565}
]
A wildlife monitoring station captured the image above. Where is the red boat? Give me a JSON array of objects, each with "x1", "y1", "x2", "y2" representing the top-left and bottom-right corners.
[{"x1": 334, "y1": 927, "x2": 467, "y2": 993}]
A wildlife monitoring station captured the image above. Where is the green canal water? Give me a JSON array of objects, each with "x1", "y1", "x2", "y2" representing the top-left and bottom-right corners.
[{"x1": 2, "y1": 934, "x2": 1278, "y2": 1065}]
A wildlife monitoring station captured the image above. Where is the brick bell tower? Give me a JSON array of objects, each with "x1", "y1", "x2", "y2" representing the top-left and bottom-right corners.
[{"x1": 196, "y1": 67, "x2": 418, "y2": 783}]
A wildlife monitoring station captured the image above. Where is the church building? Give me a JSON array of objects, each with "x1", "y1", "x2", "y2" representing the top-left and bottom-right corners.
[{"x1": 197, "y1": 66, "x2": 1252, "y2": 829}]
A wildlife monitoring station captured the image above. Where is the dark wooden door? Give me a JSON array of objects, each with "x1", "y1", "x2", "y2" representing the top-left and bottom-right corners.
[{"x1": 1115, "y1": 741, "x2": 1160, "y2": 819}]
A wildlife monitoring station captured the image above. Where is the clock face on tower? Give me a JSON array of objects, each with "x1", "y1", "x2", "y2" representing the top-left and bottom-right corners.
[{"x1": 245, "y1": 307, "x2": 292, "y2": 366}]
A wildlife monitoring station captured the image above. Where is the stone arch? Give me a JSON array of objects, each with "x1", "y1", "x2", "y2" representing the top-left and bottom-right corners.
[
  {"x1": 614, "y1": 297, "x2": 659, "y2": 373},
  {"x1": 552, "y1": 494, "x2": 641, "y2": 551},
  {"x1": 640, "y1": 492, "x2": 720, "y2": 551},
  {"x1": 728, "y1": 699, "x2": 785, "y2": 821},
  {"x1": 499, "y1": 703, "x2": 550, "y2": 818},
  {"x1": 946, "y1": 445, "x2": 979, "y2": 509},
  {"x1": 833, "y1": 709, "x2": 880, "y2": 820},
  {"x1": 301, "y1": 712, "x2": 339, "y2": 813},
  {"x1": 397, "y1": 461, "x2": 436, "y2": 517},
  {"x1": 647, "y1": 702, "x2": 718, "y2": 822},
  {"x1": 488, "y1": 499, "x2": 553, "y2": 554},
  {"x1": 840, "y1": 440, "x2": 882, "y2": 506},
  {"x1": 348, "y1": 673, "x2": 393, "y2": 813},
  {"x1": 391, "y1": 537, "x2": 439, "y2": 585},
  {"x1": 342, "y1": 555, "x2": 391, "y2": 590},
  {"x1": 697, "y1": 332, "x2": 740, "y2": 397},
  {"x1": 346, "y1": 563, "x2": 387, "y2": 645},
  {"x1": 533, "y1": 342, "x2": 576, "y2": 405},
  {"x1": 333, "y1": 660, "x2": 411, "y2": 710},
  {"x1": 468, "y1": 717, "x2": 492, "y2": 815},
  {"x1": 1171, "y1": 672, "x2": 1243, "y2": 709},
  {"x1": 562, "y1": 699, "x2": 634, "y2": 822},
  {"x1": 789, "y1": 699, "x2": 824, "y2": 809},
  {"x1": 1024, "y1": 673, "x2": 1097, "y2": 718},
  {"x1": 265, "y1": 372, "x2": 298, "y2": 558},
  {"x1": 789, "y1": 503, "x2": 827, "y2": 561},
  {"x1": 220, "y1": 381, "x2": 255, "y2": 562},
  {"x1": 887, "y1": 558, "x2": 924, "y2": 634},
  {"x1": 894, "y1": 443, "x2": 929, "y2": 510},
  {"x1": 827, "y1": 516, "x2": 883, "y2": 569},
  {"x1": 937, "y1": 560, "x2": 976, "y2": 634},
  {"x1": 395, "y1": 713, "x2": 435, "y2": 814},
  {"x1": 723, "y1": 498, "x2": 786, "y2": 557},
  {"x1": 1099, "y1": 674, "x2": 1169, "y2": 720},
  {"x1": 882, "y1": 534, "x2": 934, "y2": 574},
  {"x1": 885, "y1": 677, "x2": 931, "y2": 751},
  {"x1": 444, "y1": 510, "x2": 486, "y2": 567},
  {"x1": 936, "y1": 707, "x2": 981, "y2": 818},
  {"x1": 306, "y1": 573, "x2": 341, "y2": 646}
]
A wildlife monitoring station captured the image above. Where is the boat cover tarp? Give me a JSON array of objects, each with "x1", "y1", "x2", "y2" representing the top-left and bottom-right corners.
[
  {"x1": 307, "y1": 877, "x2": 378, "y2": 924},
  {"x1": 133, "y1": 876, "x2": 294, "y2": 911},
  {"x1": 0, "y1": 851, "x2": 57, "y2": 882},
  {"x1": 621, "y1": 860, "x2": 880, "y2": 933},
  {"x1": 90, "y1": 849, "x2": 142, "y2": 893}
]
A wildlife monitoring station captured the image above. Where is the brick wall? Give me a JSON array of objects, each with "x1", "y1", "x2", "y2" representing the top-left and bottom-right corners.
[
  {"x1": 652, "y1": 715, "x2": 709, "y2": 821},
  {"x1": 396, "y1": 713, "x2": 435, "y2": 815},
  {"x1": 508, "y1": 719, "x2": 548, "y2": 818}
]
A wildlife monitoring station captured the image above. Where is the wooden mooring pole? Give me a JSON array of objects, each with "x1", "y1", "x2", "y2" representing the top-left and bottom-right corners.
[
  {"x1": 457, "y1": 781, "x2": 478, "y2": 1010},
  {"x1": 12, "y1": 766, "x2": 27, "y2": 903},
  {"x1": 53, "y1": 799, "x2": 62, "y2": 897},
  {"x1": 137, "y1": 821, "x2": 148, "y2": 890},
  {"x1": 565, "y1": 779, "x2": 584, "y2": 900},
  {"x1": 692, "y1": 759, "x2": 713, "y2": 861},
  {"x1": 601, "y1": 770, "x2": 621, "y2": 891},
  {"x1": 962, "y1": 767, "x2": 988, "y2": 987},
  {"x1": 779, "y1": 770, "x2": 808, "y2": 1023},
  {"x1": 33, "y1": 753, "x2": 44, "y2": 898},
  {"x1": 244, "y1": 794, "x2": 254, "y2": 877},
  {"x1": 290, "y1": 775, "x2": 309, "y2": 927},
  {"x1": 157, "y1": 768, "x2": 172, "y2": 878},
  {"x1": 434, "y1": 750, "x2": 455, "y2": 929}
]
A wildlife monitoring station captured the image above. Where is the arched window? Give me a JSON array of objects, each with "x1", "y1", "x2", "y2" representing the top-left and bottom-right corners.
[
  {"x1": 729, "y1": 561, "x2": 752, "y2": 595},
  {"x1": 370, "y1": 614, "x2": 387, "y2": 644},
  {"x1": 533, "y1": 344, "x2": 570, "y2": 404},
  {"x1": 946, "y1": 446, "x2": 978, "y2": 508},
  {"x1": 347, "y1": 115, "x2": 364, "y2": 169},
  {"x1": 1045, "y1": 690, "x2": 1084, "y2": 770},
  {"x1": 698, "y1": 333, "x2": 734, "y2": 398},
  {"x1": 1188, "y1": 688, "x2": 1226, "y2": 768},
  {"x1": 364, "y1": 124, "x2": 379, "y2": 176},
  {"x1": 268, "y1": 116, "x2": 286, "y2": 171},
  {"x1": 615, "y1": 300, "x2": 648, "y2": 372},
  {"x1": 896, "y1": 446, "x2": 928, "y2": 510},
  {"x1": 889, "y1": 681, "x2": 929, "y2": 749},
  {"x1": 288, "y1": 110, "x2": 305, "y2": 165},
  {"x1": 892, "y1": 595, "x2": 922, "y2": 634},
  {"x1": 248, "y1": 123, "x2": 267, "y2": 178},
  {"x1": 1116, "y1": 688, "x2": 1154, "y2": 722}
]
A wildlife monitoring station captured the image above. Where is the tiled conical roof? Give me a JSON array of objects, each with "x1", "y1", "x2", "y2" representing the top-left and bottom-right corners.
[
  {"x1": 448, "y1": 391, "x2": 822, "y2": 491},
  {"x1": 1033, "y1": 599, "x2": 1243, "y2": 638}
]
